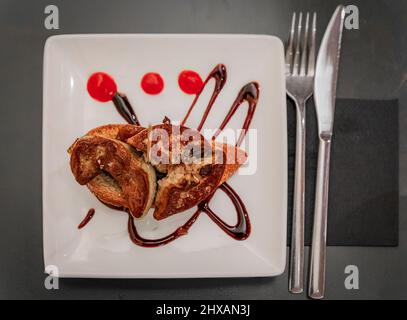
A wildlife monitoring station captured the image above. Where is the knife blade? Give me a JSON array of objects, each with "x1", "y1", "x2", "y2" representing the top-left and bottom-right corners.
[
  {"x1": 314, "y1": 5, "x2": 345, "y2": 136},
  {"x1": 309, "y1": 5, "x2": 345, "y2": 300}
]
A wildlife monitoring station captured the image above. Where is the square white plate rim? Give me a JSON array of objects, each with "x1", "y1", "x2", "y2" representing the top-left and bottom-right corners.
[{"x1": 43, "y1": 33, "x2": 287, "y2": 278}]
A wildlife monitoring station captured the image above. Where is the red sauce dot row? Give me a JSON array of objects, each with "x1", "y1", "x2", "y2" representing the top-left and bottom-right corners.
[{"x1": 87, "y1": 71, "x2": 203, "y2": 102}]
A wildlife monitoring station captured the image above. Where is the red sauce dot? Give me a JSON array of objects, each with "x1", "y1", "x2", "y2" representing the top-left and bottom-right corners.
[
  {"x1": 87, "y1": 72, "x2": 117, "y2": 102},
  {"x1": 178, "y1": 70, "x2": 203, "y2": 95},
  {"x1": 141, "y1": 72, "x2": 164, "y2": 95}
]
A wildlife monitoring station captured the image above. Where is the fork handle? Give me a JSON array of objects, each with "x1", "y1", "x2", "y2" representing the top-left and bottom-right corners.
[
  {"x1": 309, "y1": 134, "x2": 332, "y2": 299},
  {"x1": 289, "y1": 100, "x2": 306, "y2": 294}
]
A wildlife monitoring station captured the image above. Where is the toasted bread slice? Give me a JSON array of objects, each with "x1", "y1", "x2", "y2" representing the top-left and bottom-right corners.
[
  {"x1": 126, "y1": 123, "x2": 211, "y2": 166},
  {"x1": 126, "y1": 124, "x2": 246, "y2": 220},
  {"x1": 68, "y1": 124, "x2": 145, "y2": 154},
  {"x1": 87, "y1": 172, "x2": 128, "y2": 209},
  {"x1": 68, "y1": 123, "x2": 247, "y2": 221},
  {"x1": 69, "y1": 134, "x2": 156, "y2": 218},
  {"x1": 153, "y1": 161, "x2": 225, "y2": 220},
  {"x1": 87, "y1": 124, "x2": 145, "y2": 141}
]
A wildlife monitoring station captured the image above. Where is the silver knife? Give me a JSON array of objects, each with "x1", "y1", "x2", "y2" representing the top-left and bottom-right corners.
[{"x1": 309, "y1": 5, "x2": 345, "y2": 300}]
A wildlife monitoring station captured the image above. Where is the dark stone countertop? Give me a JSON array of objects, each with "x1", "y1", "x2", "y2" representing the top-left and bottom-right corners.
[{"x1": 0, "y1": 0, "x2": 405, "y2": 299}]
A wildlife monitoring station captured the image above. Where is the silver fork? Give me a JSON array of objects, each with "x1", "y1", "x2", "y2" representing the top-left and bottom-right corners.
[{"x1": 286, "y1": 12, "x2": 317, "y2": 294}]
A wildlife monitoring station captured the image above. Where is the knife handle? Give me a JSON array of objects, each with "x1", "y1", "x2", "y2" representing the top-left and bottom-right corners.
[
  {"x1": 309, "y1": 134, "x2": 332, "y2": 299},
  {"x1": 289, "y1": 100, "x2": 306, "y2": 294}
]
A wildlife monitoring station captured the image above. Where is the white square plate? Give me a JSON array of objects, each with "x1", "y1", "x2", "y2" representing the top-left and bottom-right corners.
[{"x1": 43, "y1": 34, "x2": 287, "y2": 278}]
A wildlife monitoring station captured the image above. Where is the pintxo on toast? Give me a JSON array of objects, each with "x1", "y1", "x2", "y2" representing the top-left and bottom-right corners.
[{"x1": 69, "y1": 64, "x2": 260, "y2": 247}]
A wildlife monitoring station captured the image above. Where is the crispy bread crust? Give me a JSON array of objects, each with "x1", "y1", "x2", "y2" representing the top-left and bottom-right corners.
[
  {"x1": 69, "y1": 125, "x2": 156, "y2": 218},
  {"x1": 87, "y1": 124, "x2": 145, "y2": 141},
  {"x1": 126, "y1": 124, "x2": 247, "y2": 220},
  {"x1": 153, "y1": 161, "x2": 225, "y2": 220},
  {"x1": 70, "y1": 135, "x2": 154, "y2": 218},
  {"x1": 69, "y1": 124, "x2": 246, "y2": 221},
  {"x1": 126, "y1": 123, "x2": 211, "y2": 157}
]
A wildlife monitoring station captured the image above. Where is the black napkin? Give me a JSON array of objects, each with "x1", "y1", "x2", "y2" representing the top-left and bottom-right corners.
[{"x1": 286, "y1": 99, "x2": 399, "y2": 246}]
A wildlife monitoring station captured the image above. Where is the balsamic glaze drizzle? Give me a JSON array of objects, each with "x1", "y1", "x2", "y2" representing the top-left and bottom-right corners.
[
  {"x1": 112, "y1": 92, "x2": 141, "y2": 125},
  {"x1": 78, "y1": 208, "x2": 96, "y2": 229}
]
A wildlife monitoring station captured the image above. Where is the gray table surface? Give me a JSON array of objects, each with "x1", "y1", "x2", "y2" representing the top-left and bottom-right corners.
[{"x1": 0, "y1": 0, "x2": 406, "y2": 300}]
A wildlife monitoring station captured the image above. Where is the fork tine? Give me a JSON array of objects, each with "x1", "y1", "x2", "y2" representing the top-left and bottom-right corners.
[
  {"x1": 285, "y1": 13, "x2": 296, "y2": 75},
  {"x1": 307, "y1": 13, "x2": 317, "y2": 76},
  {"x1": 300, "y1": 13, "x2": 310, "y2": 76},
  {"x1": 293, "y1": 12, "x2": 303, "y2": 76}
]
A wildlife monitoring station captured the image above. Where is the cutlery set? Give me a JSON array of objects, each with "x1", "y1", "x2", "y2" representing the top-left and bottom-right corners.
[
  {"x1": 286, "y1": 5, "x2": 346, "y2": 299},
  {"x1": 42, "y1": 1, "x2": 349, "y2": 290}
]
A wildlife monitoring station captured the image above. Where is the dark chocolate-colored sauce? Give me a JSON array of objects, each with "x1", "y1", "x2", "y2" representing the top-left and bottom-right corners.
[
  {"x1": 127, "y1": 182, "x2": 250, "y2": 247},
  {"x1": 112, "y1": 92, "x2": 141, "y2": 125},
  {"x1": 85, "y1": 64, "x2": 259, "y2": 247},
  {"x1": 78, "y1": 208, "x2": 96, "y2": 229},
  {"x1": 199, "y1": 183, "x2": 251, "y2": 240},
  {"x1": 181, "y1": 64, "x2": 227, "y2": 131},
  {"x1": 212, "y1": 82, "x2": 259, "y2": 146}
]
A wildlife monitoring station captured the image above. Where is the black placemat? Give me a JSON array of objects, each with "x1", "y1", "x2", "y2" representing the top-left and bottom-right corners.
[{"x1": 286, "y1": 99, "x2": 399, "y2": 246}]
